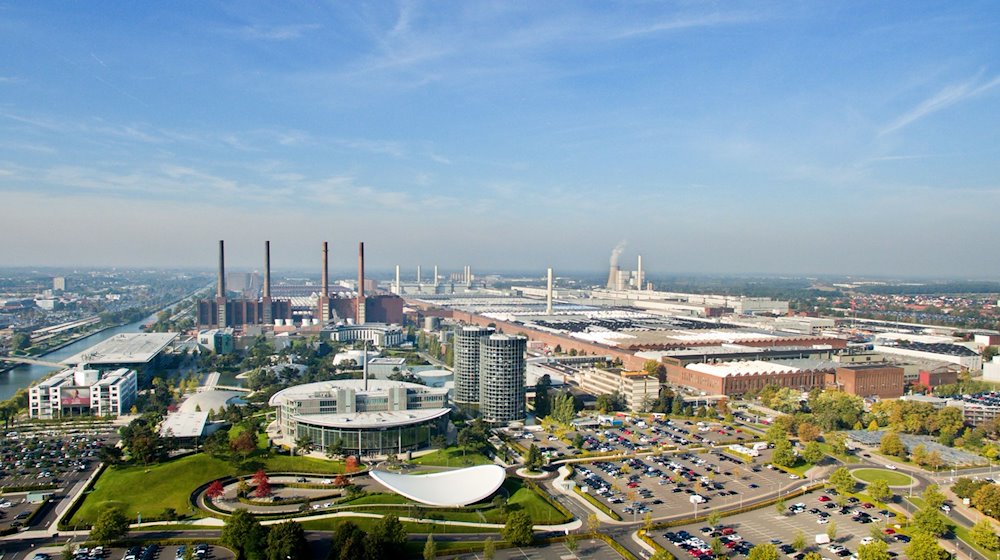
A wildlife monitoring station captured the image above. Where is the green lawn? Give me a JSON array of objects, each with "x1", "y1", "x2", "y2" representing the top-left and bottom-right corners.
[
  {"x1": 502, "y1": 478, "x2": 570, "y2": 524},
  {"x1": 69, "y1": 454, "x2": 233, "y2": 526},
  {"x1": 852, "y1": 468, "x2": 914, "y2": 487},
  {"x1": 410, "y1": 447, "x2": 492, "y2": 467},
  {"x1": 952, "y1": 522, "x2": 996, "y2": 558},
  {"x1": 299, "y1": 517, "x2": 500, "y2": 533},
  {"x1": 816, "y1": 442, "x2": 861, "y2": 464},
  {"x1": 69, "y1": 451, "x2": 348, "y2": 526}
]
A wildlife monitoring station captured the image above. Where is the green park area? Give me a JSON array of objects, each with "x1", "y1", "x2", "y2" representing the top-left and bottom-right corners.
[
  {"x1": 409, "y1": 446, "x2": 492, "y2": 467},
  {"x1": 852, "y1": 468, "x2": 915, "y2": 487},
  {"x1": 68, "y1": 451, "x2": 348, "y2": 526}
]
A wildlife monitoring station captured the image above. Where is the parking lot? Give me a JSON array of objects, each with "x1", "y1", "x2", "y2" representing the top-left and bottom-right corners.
[
  {"x1": 654, "y1": 488, "x2": 910, "y2": 560},
  {"x1": 514, "y1": 417, "x2": 760, "y2": 463},
  {"x1": 24, "y1": 543, "x2": 233, "y2": 560},
  {"x1": 443, "y1": 538, "x2": 621, "y2": 560},
  {"x1": 1, "y1": 424, "x2": 117, "y2": 533},
  {"x1": 573, "y1": 446, "x2": 808, "y2": 521}
]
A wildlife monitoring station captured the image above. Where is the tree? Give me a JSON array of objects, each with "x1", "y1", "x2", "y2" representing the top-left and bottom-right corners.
[
  {"x1": 504, "y1": 511, "x2": 534, "y2": 546},
  {"x1": 587, "y1": 513, "x2": 600, "y2": 535},
  {"x1": 221, "y1": 509, "x2": 266, "y2": 560},
  {"x1": 911, "y1": 505, "x2": 947, "y2": 537},
  {"x1": 747, "y1": 543, "x2": 779, "y2": 560},
  {"x1": 711, "y1": 537, "x2": 727, "y2": 557},
  {"x1": 828, "y1": 432, "x2": 848, "y2": 456},
  {"x1": 98, "y1": 445, "x2": 124, "y2": 466},
  {"x1": 267, "y1": 521, "x2": 308, "y2": 560},
  {"x1": 345, "y1": 455, "x2": 361, "y2": 473},
  {"x1": 922, "y1": 484, "x2": 945, "y2": 509},
  {"x1": 797, "y1": 422, "x2": 821, "y2": 442},
  {"x1": 857, "y1": 539, "x2": 889, "y2": 560},
  {"x1": 905, "y1": 533, "x2": 949, "y2": 560},
  {"x1": 970, "y1": 518, "x2": 1000, "y2": 551},
  {"x1": 867, "y1": 420, "x2": 880, "y2": 431},
  {"x1": 772, "y1": 439, "x2": 796, "y2": 467},
  {"x1": 596, "y1": 391, "x2": 625, "y2": 413},
  {"x1": 205, "y1": 479, "x2": 226, "y2": 500},
  {"x1": 911, "y1": 444, "x2": 929, "y2": 466},
  {"x1": 551, "y1": 392, "x2": 577, "y2": 425},
  {"x1": 866, "y1": 479, "x2": 891, "y2": 503},
  {"x1": 826, "y1": 521, "x2": 837, "y2": 541},
  {"x1": 565, "y1": 534, "x2": 579, "y2": 554},
  {"x1": 953, "y1": 477, "x2": 990, "y2": 499},
  {"x1": 230, "y1": 431, "x2": 257, "y2": 462},
  {"x1": 791, "y1": 531, "x2": 806, "y2": 551},
  {"x1": 295, "y1": 434, "x2": 315, "y2": 456},
  {"x1": 706, "y1": 511, "x2": 722, "y2": 529},
  {"x1": 972, "y1": 483, "x2": 1000, "y2": 517},
  {"x1": 327, "y1": 521, "x2": 366, "y2": 560},
  {"x1": 254, "y1": 477, "x2": 272, "y2": 499},
  {"x1": 829, "y1": 467, "x2": 855, "y2": 495},
  {"x1": 10, "y1": 332, "x2": 30, "y2": 351},
  {"x1": 534, "y1": 375, "x2": 552, "y2": 419},
  {"x1": 803, "y1": 553, "x2": 822, "y2": 560},
  {"x1": 90, "y1": 507, "x2": 129, "y2": 545},
  {"x1": 878, "y1": 432, "x2": 906, "y2": 458},
  {"x1": 423, "y1": 534, "x2": 436, "y2": 560},
  {"x1": 483, "y1": 538, "x2": 496, "y2": 560},
  {"x1": 802, "y1": 441, "x2": 823, "y2": 464},
  {"x1": 776, "y1": 499, "x2": 786, "y2": 515},
  {"x1": 365, "y1": 514, "x2": 407, "y2": 559},
  {"x1": 526, "y1": 443, "x2": 544, "y2": 471}
]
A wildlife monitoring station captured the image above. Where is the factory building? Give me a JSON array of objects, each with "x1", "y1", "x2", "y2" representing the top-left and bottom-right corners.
[
  {"x1": 573, "y1": 367, "x2": 661, "y2": 412},
  {"x1": 29, "y1": 366, "x2": 137, "y2": 419},
  {"x1": 831, "y1": 365, "x2": 905, "y2": 399}
]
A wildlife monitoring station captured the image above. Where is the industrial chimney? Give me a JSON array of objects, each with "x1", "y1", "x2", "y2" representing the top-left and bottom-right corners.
[
  {"x1": 318, "y1": 241, "x2": 330, "y2": 323},
  {"x1": 216, "y1": 240, "x2": 227, "y2": 327},
  {"x1": 262, "y1": 240, "x2": 272, "y2": 325},
  {"x1": 356, "y1": 242, "x2": 366, "y2": 324},
  {"x1": 546, "y1": 268, "x2": 553, "y2": 315}
]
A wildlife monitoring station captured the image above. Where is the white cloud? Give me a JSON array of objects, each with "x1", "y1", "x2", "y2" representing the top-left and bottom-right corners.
[{"x1": 880, "y1": 73, "x2": 1000, "y2": 135}]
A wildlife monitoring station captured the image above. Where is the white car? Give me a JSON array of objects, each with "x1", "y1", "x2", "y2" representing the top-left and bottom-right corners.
[
  {"x1": 885, "y1": 465, "x2": 897, "y2": 470},
  {"x1": 860, "y1": 537, "x2": 875, "y2": 545},
  {"x1": 940, "y1": 505, "x2": 951, "y2": 513},
  {"x1": 789, "y1": 474, "x2": 799, "y2": 479},
  {"x1": 817, "y1": 518, "x2": 829, "y2": 524}
]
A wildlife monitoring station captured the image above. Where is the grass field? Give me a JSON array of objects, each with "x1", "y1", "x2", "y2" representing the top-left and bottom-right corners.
[
  {"x1": 68, "y1": 454, "x2": 232, "y2": 526},
  {"x1": 299, "y1": 517, "x2": 501, "y2": 533},
  {"x1": 852, "y1": 468, "x2": 915, "y2": 486},
  {"x1": 409, "y1": 447, "x2": 492, "y2": 467},
  {"x1": 69, "y1": 451, "x2": 348, "y2": 526}
]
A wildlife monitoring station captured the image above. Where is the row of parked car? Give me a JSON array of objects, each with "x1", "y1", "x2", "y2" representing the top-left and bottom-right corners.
[{"x1": 664, "y1": 527, "x2": 754, "y2": 557}]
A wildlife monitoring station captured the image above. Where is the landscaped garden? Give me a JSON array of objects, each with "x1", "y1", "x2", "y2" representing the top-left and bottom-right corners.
[{"x1": 851, "y1": 468, "x2": 914, "y2": 487}]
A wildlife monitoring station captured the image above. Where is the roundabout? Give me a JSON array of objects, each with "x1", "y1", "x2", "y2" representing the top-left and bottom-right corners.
[{"x1": 850, "y1": 467, "x2": 916, "y2": 487}]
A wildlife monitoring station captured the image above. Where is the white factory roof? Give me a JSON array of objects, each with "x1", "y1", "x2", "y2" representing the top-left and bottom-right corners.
[
  {"x1": 63, "y1": 333, "x2": 178, "y2": 366},
  {"x1": 688, "y1": 360, "x2": 802, "y2": 378},
  {"x1": 669, "y1": 330, "x2": 780, "y2": 343},
  {"x1": 160, "y1": 411, "x2": 210, "y2": 438},
  {"x1": 370, "y1": 464, "x2": 506, "y2": 507}
]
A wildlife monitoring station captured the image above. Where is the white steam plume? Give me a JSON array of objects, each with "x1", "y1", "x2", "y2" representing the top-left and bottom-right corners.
[{"x1": 610, "y1": 240, "x2": 627, "y2": 267}]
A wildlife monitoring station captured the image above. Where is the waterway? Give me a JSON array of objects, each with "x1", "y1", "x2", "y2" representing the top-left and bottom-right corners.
[{"x1": 0, "y1": 312, "x2": 160, "y2": 402}]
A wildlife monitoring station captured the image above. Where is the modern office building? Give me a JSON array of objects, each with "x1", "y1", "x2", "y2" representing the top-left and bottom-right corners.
[
  {"x1": 323, "y1": 323, "x2": 404, "y2": 348},
  {"x1": 29, "y1": 366, "x2": 137, "y2": 419},
  {"x1": 453, "y1": 325, "x2": 494, "y2": 405},
  {"x1": 268, "y1": 379, "x2": 450, "y2": 457},
  {"x1": 478, "y1": 334, "x2": 527, "y2": 425},
  {"x1": 198, "y1": 328, "x2": 235, "y2": 355}
]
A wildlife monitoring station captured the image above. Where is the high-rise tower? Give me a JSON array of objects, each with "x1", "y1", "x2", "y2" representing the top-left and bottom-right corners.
[
  {"x1": 478, "y1": 334, "x2": 527, "y2": 426},
  {"x1": 453, "y1": 325, "x2": 494, "y2": 405}
]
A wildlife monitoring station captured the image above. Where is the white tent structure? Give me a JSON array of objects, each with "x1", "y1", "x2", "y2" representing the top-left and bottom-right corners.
[{"x1": 369, "y1": 464, "x2": 506, "y2": 507}]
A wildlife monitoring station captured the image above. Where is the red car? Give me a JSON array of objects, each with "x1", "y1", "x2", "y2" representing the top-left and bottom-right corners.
[
  {"x1": 862, "y1": 502, "x2": 874, "y2": 509},
  {"x1": 883, "y1": 528, "x2": 896, "y2": 535},
  {"x1": 818, "y1": 496, "x2": 831, "y2": 502},
  {"x1": 722, "y1": 528, "x2": 735, "y2": 535}
]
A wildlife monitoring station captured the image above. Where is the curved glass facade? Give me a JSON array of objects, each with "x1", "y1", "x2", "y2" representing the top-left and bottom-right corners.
[{"x1": 293, "y1": 415, "x2": 448, "y2": 458}]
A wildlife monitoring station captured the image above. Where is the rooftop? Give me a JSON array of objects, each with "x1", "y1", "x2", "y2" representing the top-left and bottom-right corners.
[
  {"x1": 370, "y1": 464, "x2": 506, "y2": 507},
  {"x1": 160, "y1": 411, "x2": 210, "y2": 438},
  {"x1": 269, "y1": 378, "x2": 447, "y2": 403},
  {"x1": 63, "y1": 333, "x2": 178, "y2": 366},
  {"x1": 284, "y1": 407, "x2": 450, "y2": 429}
]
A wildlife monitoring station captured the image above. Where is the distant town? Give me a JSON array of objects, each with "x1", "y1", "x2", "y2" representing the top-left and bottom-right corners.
[{"x1": 0, "y1": 241, "x2": 998, "y2": 560}]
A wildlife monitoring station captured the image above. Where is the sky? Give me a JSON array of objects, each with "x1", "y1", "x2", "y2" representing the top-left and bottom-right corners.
[{"x1": 1, "y1": 1, "x2": 999, "y2": 277}]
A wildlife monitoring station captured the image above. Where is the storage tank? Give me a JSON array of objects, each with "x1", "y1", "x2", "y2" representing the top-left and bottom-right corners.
[
  {"x1": 424, "y1": 317, "x2": 441, "y2": 331},
  {"x1": 274, "y1": 319, "x2": 283, "y2": 327}
]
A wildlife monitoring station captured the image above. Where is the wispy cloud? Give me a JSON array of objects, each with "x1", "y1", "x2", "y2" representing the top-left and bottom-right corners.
[
  {"x1": 615, "y1": 11, "x2": 766, "y2": 39},
  {"x1": 230, "y1": 23, "x2": 321, "y2": 41},
  {"x1": 0, "y1": 76, "x2": 24, "y2": 84},
  {"x1": 880, "y1": 72, "x2": 1000, "y2": 135}
]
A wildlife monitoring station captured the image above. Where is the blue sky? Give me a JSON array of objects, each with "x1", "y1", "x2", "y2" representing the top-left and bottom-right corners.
[{"x1": 1, "y1": 1, "x2": 998, "y2": 277}]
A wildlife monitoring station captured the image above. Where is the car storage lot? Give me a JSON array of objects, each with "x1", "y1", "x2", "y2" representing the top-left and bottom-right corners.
[
  {"x1": 26, "y1": 543, "x2": 234, "y2": 560},
  {"x1": 654, "y1": 488, "x2": 910, "y2": 560},
  {"x1": 574, "y1": 446, "x2": 807, "y2": 521},
  {"x1": 0, "y1": 425, "x2": 116, "y2": 490}
]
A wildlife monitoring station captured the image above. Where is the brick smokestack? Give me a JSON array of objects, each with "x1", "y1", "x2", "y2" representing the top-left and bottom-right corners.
[
  {"x1": 217, "y1": 240, "x2": 226, "y2": 298},
  {"x1": 322, "y1": 241, "x2": 329, "y2": 296},
  {"x1": 357, "y1": 242, "x2": 366, "y2": 324},
  {"x1": 264, "y1": 240, "x2": 271, "y2": 298}
]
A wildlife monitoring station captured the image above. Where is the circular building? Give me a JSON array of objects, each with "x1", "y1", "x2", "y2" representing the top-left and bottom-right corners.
[
  {"x1": 370, "y1": 465, "x2": 506, "y2": 507},
  {"x1": 269, "y1": 379, "x2": 450, "y2": 457}
]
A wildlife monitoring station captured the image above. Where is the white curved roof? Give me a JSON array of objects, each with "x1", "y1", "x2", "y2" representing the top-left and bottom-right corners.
[
  {"x1": 370, "y1": 464, "x2": 506, "y2": 507},
  {"x1": 291, "y1": 407, "x2": 450, "y2": 429}
]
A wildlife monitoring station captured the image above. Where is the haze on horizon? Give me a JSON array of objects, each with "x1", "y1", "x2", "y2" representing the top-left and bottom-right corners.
[{"x1": 1, "y1": 2, "x2": 998, "y2": 277}]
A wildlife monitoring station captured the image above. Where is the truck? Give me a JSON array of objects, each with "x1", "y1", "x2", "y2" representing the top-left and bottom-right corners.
[{"x1": 815, "y1": 534, "x2": 830, "y2": 545}]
